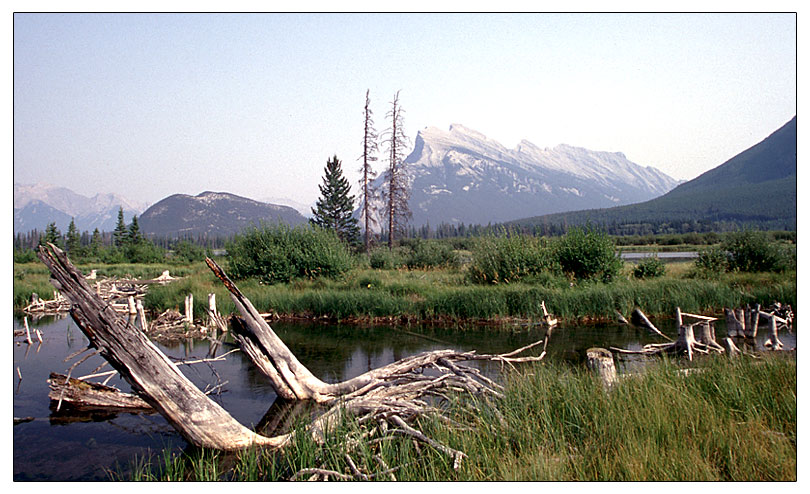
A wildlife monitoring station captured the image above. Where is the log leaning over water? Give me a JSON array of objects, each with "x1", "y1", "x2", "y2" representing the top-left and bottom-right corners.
[
  {"x1": 631, "y1": 308, "x2": 671, "y2": 341},
  {"x1": 36, "y1": 244, "x2": 288, "y2": 450},
  {"x1": 36, "y1": 243, "x2": 548, "y2": 458}
]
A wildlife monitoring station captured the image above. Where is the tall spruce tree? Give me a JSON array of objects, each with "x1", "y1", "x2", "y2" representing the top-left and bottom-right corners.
[
  {"x1": 311, "y1": 155, "x2": 360, "y2": 244},
  {"x1": 382, "y1": 90, "x2": 411, "y2": 249},
  {"x1": 113, "y1": 207, "x2": 127, "y2": 248},
  {"x1": 128, "y1": 215, "x2": 143, "y2": 244},
  {"x1": 41, "y1": 222, "x2": 63, "y2": 248},
  {"x1": 65, "y1": 218, "x2": 81, "y2": 253},
  {"x1": 358, "y1": 89, "x2": 380, "y2": 252}
]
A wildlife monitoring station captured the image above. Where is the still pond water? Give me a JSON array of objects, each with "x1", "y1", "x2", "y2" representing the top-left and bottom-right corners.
[{"x1": 12, "y1": 313, "x2": 795, "y2": 481}]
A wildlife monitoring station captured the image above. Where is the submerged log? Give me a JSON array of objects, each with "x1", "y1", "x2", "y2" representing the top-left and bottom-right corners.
[{"x1": 47, "y1": 373, "x2": 152, "y2": 412}]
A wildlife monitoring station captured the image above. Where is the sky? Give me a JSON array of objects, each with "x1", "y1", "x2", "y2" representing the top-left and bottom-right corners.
[{"x1": 11, "y1": 12, "x2": 798, "y2": 209}]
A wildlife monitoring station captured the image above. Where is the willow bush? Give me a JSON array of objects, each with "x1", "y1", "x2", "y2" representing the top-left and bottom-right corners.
[{"x1": 225, "y1": 223, "x2": 353, "y2": 284}]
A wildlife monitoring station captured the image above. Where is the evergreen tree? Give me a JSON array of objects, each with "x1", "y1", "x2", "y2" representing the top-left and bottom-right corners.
[
  {"x1": 41, "y1": 222, "x2": 63, "y2": 248},
  {"x1": 113, "y1": 207, "x2": 127, "y2": 248},
  {"x1": 90, "y1": 228, "x2": 103, "y2": 255},
  {"x1": 65, "y1": 218, "x2": 81, "y2": 253},
  {"x1": 128, "y1": 215, "x2": 143, "y2": 244},
  {"x1": 382, "y1": 90, "x2": 412, "y2": 249},
  {"x1": 358, "y1": 89, "x2": 380, "y2": 252},
  {"x1": 310, "y1": 155, "x2": 360, "y2": 244}
]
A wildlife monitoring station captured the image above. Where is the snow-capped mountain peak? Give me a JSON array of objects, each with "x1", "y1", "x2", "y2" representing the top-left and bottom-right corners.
[{"x1": 362, "y1": 124, "x2": 680, "y2": 228}]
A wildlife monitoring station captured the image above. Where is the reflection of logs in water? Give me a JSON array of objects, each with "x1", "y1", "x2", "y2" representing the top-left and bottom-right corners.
[{"x1": 255, "y1": 398, "x2": 321, "y2": 438}]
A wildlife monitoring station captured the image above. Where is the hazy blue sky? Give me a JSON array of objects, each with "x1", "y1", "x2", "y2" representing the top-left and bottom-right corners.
[{"x1": 13, "y1": 13, "x2": 797, "y2": 208}]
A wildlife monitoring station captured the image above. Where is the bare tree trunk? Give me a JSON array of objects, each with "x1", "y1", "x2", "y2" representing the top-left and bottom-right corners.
[
  {"x1": 36, "y1": 243, "x2": 547, "y2": 456},
  {"x1": 37, "y1": 244, "x2": 287, "y2": 450}
]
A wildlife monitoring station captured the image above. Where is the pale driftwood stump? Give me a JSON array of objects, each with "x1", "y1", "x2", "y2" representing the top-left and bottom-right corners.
[
  {"x1": 586, "y1": 348, "x2": 617, "y2": 388},
  {"x1": 764, "y1": 315, "x2": 784, "y2": 350}
]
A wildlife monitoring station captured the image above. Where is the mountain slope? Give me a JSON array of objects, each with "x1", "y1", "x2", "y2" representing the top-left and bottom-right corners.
[
  {"x1": 506, "y1": 116, "x2": 797, "y2": 231},
  {"x1": 138, "y1": 191, "x2": 308, "y2": 238},
  {"x1": 363, "y1": 124, "x2": 680, "y2": 227},
  {"x1": 13, "y1": 183, "x2": 146, "y2": 233}
]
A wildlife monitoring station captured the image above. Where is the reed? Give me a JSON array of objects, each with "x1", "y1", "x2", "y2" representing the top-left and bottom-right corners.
[{"x1": 126, "y1": 355, "x2": 795, "y2": 481}]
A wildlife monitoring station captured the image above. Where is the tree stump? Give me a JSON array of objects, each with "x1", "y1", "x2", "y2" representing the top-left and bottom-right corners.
[
  {"x1": 586, "y1": 348, "x2": 617, "y2": 388},
  {"x1": 764, "y1": 314, "x2": 784, "y2": 350}
]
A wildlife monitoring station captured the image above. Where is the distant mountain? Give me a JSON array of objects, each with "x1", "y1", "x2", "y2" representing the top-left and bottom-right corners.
[
  {"x1": 13, "y1": 183, "x2": 147, "y2": 233},
  {"x1": 138, "y1": 191, "x2": 308, "y2": 238},
  {"x1": 261, "y1": 196, "x2": 315, "y2": 218},
  {"x1": 362, "y1": 124, "x2": 680, "y2": 228},
  {"x1": 506, "y1": 116, "x2": 797, "y2": 232}
]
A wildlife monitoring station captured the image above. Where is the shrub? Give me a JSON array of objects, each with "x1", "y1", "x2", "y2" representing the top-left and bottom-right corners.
[
  {"x1": 632, "y1": 255, "x2": 666, "y2": 279},
  {"x1": 468, "y1": 234, "x2": 552, "y2": 284},
  {"x1": 14, "y1": 248, "x2": 37, "y2": 263},
  {"x1": 723, "y1": 230, "x2": 789, "y2": 272},
  {"x1": 225, "y1": 223, "x2": 353, "y2": 283},
  {"x1": 404, "y1": 239, "x2": 459, "y2": 269},
  {"x1": 171, "y1": 241, "x2": 209, "y2": 263},
  {"x1": 553, "y1": 227, "x2": 622, "y2": 282},
  {"x1": 368, "y1": 247, "x2": 407, "y2": 270},
  {"x1": 694, "y1": 246, "x2": 729, "y2": 275}
]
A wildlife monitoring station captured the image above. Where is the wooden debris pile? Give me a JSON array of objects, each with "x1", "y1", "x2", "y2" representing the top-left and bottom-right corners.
[{"x1": 23, "y1": 269, "x2": 179, "y2": 315}]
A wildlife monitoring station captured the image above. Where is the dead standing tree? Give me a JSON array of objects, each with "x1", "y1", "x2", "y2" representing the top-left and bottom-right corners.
[
  {"x1": 36, "y1": 243, "x2": 547, "y2": 459},
  {"x1": 382, "y1": 89, "x2": 411, "y2": 249},
  {"x1": 358, "y1": 89, "x2": 380, "y2": 253}
]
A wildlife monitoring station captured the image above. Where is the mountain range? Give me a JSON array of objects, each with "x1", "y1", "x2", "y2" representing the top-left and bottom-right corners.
[
  {"x1": 362, "y1": 124, "x2": 681, "y2": 228},
  {"x1": 13, "y1": 183, "x2": 148, "y2": 234},
  {"x1": 506, "y1": 116, "x2": 797, "y2": 232},
  {"x1": 137, "y1": 191, "x2": 307, "y2": 238},
  {"x1": 15, "y1": 117, "x2": 795, "y2": 239}
]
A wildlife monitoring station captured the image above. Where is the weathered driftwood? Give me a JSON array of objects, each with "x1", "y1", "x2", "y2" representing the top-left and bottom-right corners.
[
  {"x1": 630, "y1": 308, "x2": 671, "y2": 341},
  {"x1": 48, "y1": 373, "x2": 152, "y2": 412},
  {"x1": 37, "y1": 244, "x2": 288, "y2": 450},
  {"x1": 721, "y1": 337, "x2": 741, "y2": 358},
  {"x1": 613, "y1": 309, "x2": 724, "y2": 361},
  {"x1": 37, "y1": 243, "x2": 547, "y2": 458},
  {"x1": 207, "y1": 257, "x2": 547, "y2": 404},
  {"x1": 586, "y1": 348, "x2": 617, "y2": 388},
  {"x1": 763, "y1": 314, "x2": 784, "y2": 350}
]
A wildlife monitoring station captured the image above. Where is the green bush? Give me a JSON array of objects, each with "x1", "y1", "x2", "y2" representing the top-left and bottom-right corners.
[
  {"x1": 694, "y1": 246, "x2": 729, "y2": 275},
  {"x1": 553, "y1": 227, "x2": 622, "y2": 282},
  {"x1": 14, "y1": 248, "x2": 37, "y2": 263},
  {"x1": 368, "y1": 246, "x2": 407, "y2": 270},
  {"x1": 225, "y1": 223, "x2": 353, "y2": 283},
  {"x1": 632, "y1": 255, "x2": 666, "y2": 279},
  {"x1": 171, "y1": 241, "x2": 209, "y2": 263},
  {"x1": 468, "y1": 234, "x2": 552, "y2": 284},
  {"x1": 404, "y1": 239, "x2": 459, "y2": 269},
  {"x1": 723, "y1": 230, "x2": 789, "y2": 272}
]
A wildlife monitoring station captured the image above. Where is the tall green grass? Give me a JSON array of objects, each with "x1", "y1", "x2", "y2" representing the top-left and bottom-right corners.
[{"x1": 126, "y1": 355, "x2": 796, "y2": 481}]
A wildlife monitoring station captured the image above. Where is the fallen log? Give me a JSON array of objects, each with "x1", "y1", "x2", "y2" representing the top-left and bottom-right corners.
[
  {"x1": 47, "y1": 373, "x2": 153, "y2": 412},
  {"x1": 36, "y1": 243, "x2": 548, "y2": 460},
  {"x1": 37, "y1": 244, "x2": 288, "y2": 450}
]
